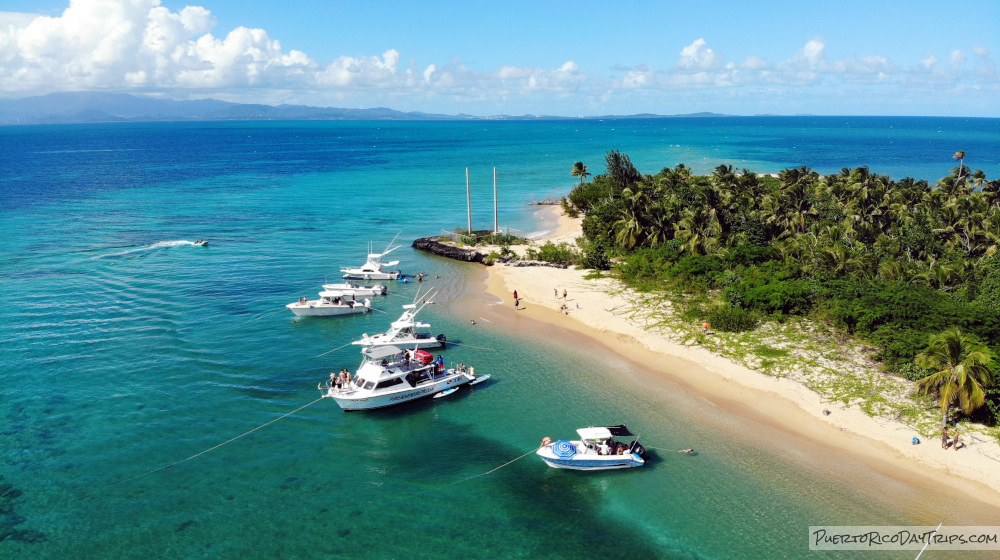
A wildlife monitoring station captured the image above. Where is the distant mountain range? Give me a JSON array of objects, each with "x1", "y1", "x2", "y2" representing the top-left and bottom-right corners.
[{"x1": 0, "y1": 92, "x2": 735, "y2": 125}]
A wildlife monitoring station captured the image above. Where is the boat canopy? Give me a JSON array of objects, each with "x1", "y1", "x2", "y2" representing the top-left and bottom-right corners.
[
  {"x1": 576, "y1": 424, "x2": 636, "y2": 440},
  {"x1": 319, "y1": 290, "x2": 348, "y2": 298},
  {"x1": 390, "y1": 320, "x2": 430, "y2": 329},
  {"x1": 362, "y1": 345, "x2": 402, "y2": 359}
]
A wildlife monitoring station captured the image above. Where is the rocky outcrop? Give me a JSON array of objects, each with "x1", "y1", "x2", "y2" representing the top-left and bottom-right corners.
[
  {"x1": 412, "y1": 237, "x2": 487, "y2": 263},
  {"x1": 504, "y1": 260, "x2": 567, "y2": 269}
]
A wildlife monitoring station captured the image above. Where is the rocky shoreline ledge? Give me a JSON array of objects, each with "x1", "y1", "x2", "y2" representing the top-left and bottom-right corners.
[{"x1": 412, "y1": 237, "x2": 487, "y2": 263}]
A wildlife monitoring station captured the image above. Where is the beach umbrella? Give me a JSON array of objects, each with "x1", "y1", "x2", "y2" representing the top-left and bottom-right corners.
[{"x1": 552, "y1": 440, "x2": 577, "y2": 459}]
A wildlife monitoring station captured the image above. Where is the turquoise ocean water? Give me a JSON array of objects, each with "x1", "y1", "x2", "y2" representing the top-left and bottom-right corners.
[{"x1": 2, "y1": 117, "x2": 999, "y2": 559}]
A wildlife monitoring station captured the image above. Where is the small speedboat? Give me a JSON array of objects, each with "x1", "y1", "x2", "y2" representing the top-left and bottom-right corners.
[
  {"x1": 193, "y1": 240, "x2": 208, "y2": 247},
  {"x1": 341, "y1": 235, "x2": 402, "y2": 281},
  {"x1": 319, "y1": 346, "x2": 481, "y2": 411},
  {"x1": 536, "y1": 425, "x2": 647, "y2": 470},
  {"x1": 286, "y1": 291, "x2": 372, "y2": 317},
  {"x1": 321, "y1": 282, "x2": 387, "y2": 297}
]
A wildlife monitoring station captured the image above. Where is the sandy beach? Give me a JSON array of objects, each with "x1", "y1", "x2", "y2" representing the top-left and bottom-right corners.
[{"x1": 481, "y1": 205, "x2": 1000, "y2": 508}]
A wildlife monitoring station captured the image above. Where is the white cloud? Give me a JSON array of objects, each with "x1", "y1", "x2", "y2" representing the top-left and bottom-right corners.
[
  {"x1": 950, "y1": 49, "x2": 966, "y2": 67},
  {"x1": 676, "y1": 38, "x2": 721, "y2": 71}
]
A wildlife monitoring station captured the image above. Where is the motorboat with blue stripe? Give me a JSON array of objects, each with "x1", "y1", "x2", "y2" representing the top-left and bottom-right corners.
[{"x1": 536, "y1": 425, "x2": 647, "y2": 470}]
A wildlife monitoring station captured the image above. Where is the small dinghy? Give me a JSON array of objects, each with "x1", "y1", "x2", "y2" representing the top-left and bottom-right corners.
[{"x1": 536, "y1": 425, "x2": 647, "y2": 470}]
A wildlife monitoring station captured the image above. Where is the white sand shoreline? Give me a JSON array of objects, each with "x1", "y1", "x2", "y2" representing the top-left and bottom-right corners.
[{"x1": 481, "y1": 205, "x2": 1000, "y2": 509}]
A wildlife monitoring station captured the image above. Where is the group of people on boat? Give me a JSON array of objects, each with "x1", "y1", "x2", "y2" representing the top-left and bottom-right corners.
[
  {"x1": 330, "y1": 369, "x2": 352, "y2": 390},
  {"x1": 596, "y1": 438, "x2": 632, "y2": 456}
]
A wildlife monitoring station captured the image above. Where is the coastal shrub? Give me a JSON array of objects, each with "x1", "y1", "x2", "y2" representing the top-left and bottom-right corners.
[
  {"x1": 755, "y1": 344, "x2": 789, "y2": 358},
  {"x1": 616, "y1": 244, "x2": 682, "y2": 291},
  {"x1": 726, "y1": 278, "x2": 814, "y2": 315},
  {"x1": 975, "y1": 254, "x2": 1000, "y2": 312},
  {"x1": 561, "y1": 197, "x2": 579, "y2": 218},
  {"x1": 525, "y1": 241, "x2": 579, "y2": 267},
  {"x1": 580, "y1": 239, "x2": 611, "y2": 271},
  {"x1": 668, "y1": 255, "x2": 725, "y2": 288},
  {"x1": 568, "y1": 176, "x2": 617, "y2": 213},
  {"x1": 724, "y1": 243, "x2": 777, "y2": 267},
  {"x1": 707, "y1": 305, "x2": 758, "y2": 332},
  {"x1": 581, "y1": 198, "x2": 623, "y2": 244}
]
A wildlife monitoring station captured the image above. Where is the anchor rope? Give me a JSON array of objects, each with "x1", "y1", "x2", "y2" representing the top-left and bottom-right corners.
[
  {"x1": 314, "y1": 342, "x2": 355, "y2": 358},
  {"x1": 448, "y1": 448, "x2": 537, "y2": 484},
  {"x1": 232, "y1": 306, "x2": 287, "y2": 328},
  {"x1": 444, "y1": 342, "x2": 496, "y2": 352},
  {"x1": 91, "y1": 396, "x2": 327, "y2": 495}
]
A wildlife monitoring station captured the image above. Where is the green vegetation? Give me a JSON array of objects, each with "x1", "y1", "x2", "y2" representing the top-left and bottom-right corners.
[
  {"x1": 565, "y1": 150, "x2": 1000, "y2": 427},
  {"x1": 453, "y1": 228, "x2": 527, "y2": 247},
  {"x1": 525, "y1": 241, "x2": 580, "y2": 267}
]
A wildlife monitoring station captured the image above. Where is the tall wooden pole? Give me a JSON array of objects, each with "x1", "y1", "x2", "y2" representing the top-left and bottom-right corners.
[
  {"x1": 466, "y1": 167, "x2": 472, "y2": 234},
  {"x1": 493, "y1": 167, "x2": 498, "y2": 233}
]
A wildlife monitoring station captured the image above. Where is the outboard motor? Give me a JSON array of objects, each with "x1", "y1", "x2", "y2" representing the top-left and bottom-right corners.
[
  {"x1": 436, "y1": 334, "x2": 447, "y2": 346},
  {"x1": 379, "y1": 285, "x2": 387, "y2": 295},
  {"x1": 631, "y1": 441, "x2": 647, "y2": 459}
]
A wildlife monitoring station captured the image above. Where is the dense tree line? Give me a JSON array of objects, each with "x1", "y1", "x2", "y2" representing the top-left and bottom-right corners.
[{"x1": 566, "y1": 150, "x2": 1000, "y2": 425}]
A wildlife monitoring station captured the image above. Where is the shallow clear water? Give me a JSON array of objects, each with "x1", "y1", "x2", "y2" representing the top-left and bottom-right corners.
[{"x1": 2, "y1": 118, "x2": 999, "y2": 559}]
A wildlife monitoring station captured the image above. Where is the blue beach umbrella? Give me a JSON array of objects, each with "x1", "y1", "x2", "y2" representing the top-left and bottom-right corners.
[{"x1": 552, "y1": 440, "x2": 577, "y2": 459}]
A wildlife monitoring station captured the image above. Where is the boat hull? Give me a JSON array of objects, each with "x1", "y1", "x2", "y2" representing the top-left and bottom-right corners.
[
  {"x1": 536, "y1": 445, "x2": 645, "y2": 470},
  {"x1": 329, "y1": 374, "x2": 470, "y2": 411},
  {"x1": 286, "y1": 303, "x2": 370, "y2": 317},
  {"x1": 342, "y1": 271, "x2": 399, "y2": 280}
]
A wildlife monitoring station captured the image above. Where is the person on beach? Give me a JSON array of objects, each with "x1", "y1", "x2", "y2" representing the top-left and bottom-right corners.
[
  {"x1": 554, "y1": 288, "x2": 558, "y2": 298},
  {"x1": 702, "y1": 321, "x2": 710, "y2": 334},
  {"x1": 953, "y1": 431, "x2": 963, "y2": 451},
  {"x1": 513, "y1": 290, "x2": 518, "y2": 300},
  {"x1": 942, "y1": 426, "x2": 949, "y2": 448},
  {"x1": 562, "y1": 289, "x2": 567, "y2": 299}
]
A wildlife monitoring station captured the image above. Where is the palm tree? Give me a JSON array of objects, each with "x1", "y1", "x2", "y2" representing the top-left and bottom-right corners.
[
  {"x1": 953, "y1": 150, "x2": 966, "y2": 182},
  {"x1": 570, "y1": 162, "x2": 591, "y2": 185},
  {"x1": 914, "y1": 327, "x2": 994, "y2": 433}
]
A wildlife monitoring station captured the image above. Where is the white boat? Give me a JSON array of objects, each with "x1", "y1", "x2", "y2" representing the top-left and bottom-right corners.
[
  {"x1": 536, "y1": 425, "x2": 647, "y2": 470},
  {"x1": 321, "y1": 282, "x2": 388, "y2": 297},
  {"x1": 320, "y1": 346, "x2": 479, "y2": 411},
  {"x1": 286, "y1": 291, "x2": 372, "y2": 317},
  {"x1": 351, "y1": 296, "x2": 445, "y2": 349},
  {"x1": 341, "y1": 236, "x2": 402, "y2": 280}
]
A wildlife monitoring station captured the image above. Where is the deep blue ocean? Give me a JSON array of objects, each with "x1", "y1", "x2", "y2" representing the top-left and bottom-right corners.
[{"x1": 2, "y1": 117, "x2": 999, "y2": 559}]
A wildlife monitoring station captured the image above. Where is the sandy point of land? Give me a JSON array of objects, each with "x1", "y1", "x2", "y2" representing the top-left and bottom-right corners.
[{"x1": 484, "y1": 205, "x2": 1000, "y2": 508}]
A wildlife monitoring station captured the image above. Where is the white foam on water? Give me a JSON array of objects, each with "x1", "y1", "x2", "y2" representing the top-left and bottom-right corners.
[{"x1": 95, "y1": 240, "x2": 199, "y2": 259}]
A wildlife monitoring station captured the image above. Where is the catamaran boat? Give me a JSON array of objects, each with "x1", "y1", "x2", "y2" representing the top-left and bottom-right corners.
[
  {"x1": 351, "y1": 296, "x2": 445, "y2": 349},
  {"x1": 286, "y1": 291, "x2": 372, "y2": 317},
  {"x1": 321, "y1": 282, "x2": 388, "y2": 297},
  {"x1": 341, "y1": 236, "x2": 402, "y2": 281},
  {"x1": 320, "y1": 346, "x2": 479, "y2": 411},
  {"x1": 536, "y1": 425, "x2": 647, "y2": 470}
]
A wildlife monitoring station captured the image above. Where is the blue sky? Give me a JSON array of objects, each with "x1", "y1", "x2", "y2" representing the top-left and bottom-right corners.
[{"x1": 1, "y1": 0, "x2": 998, "y2": 116}]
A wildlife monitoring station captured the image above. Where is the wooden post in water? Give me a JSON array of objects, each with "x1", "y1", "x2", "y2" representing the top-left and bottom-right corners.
[
  {"x1": 466, "y1": 167, "x2": 472, "y2": 234},
  {"x1": 493, "y1": 167, "x2": 498, "y2": 233}
]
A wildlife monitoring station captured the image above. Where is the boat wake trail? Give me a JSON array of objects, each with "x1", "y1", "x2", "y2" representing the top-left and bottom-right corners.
[{"x1": 94, "y1": 240, "x2": 201, "y2": 259}]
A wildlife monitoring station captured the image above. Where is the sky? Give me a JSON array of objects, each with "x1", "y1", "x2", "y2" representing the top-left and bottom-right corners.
[{"x1": 0, "y1": 0, "x2": 998, "y2": 116}]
